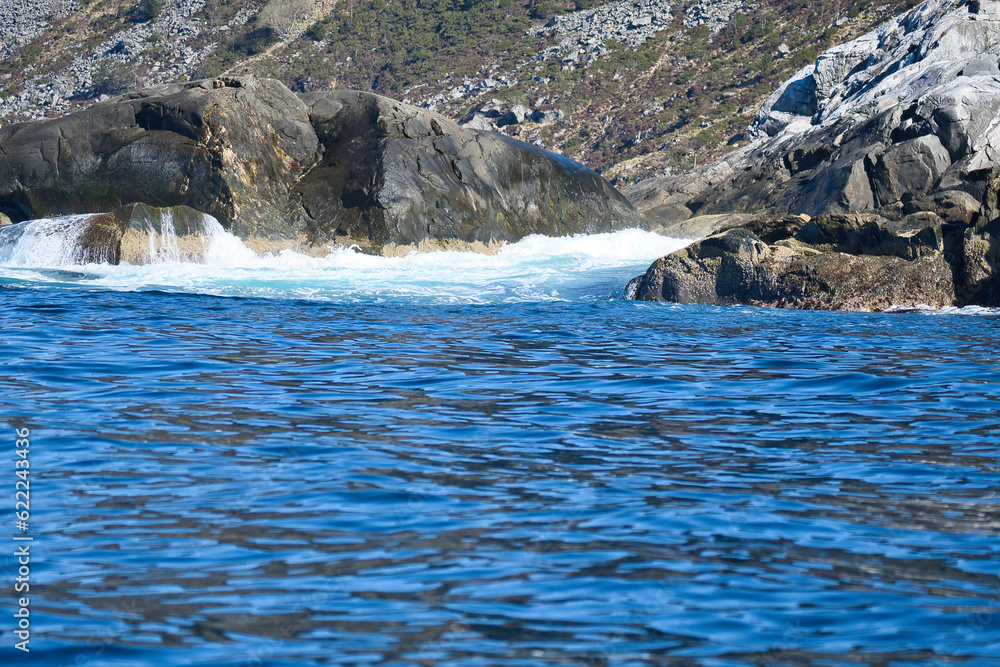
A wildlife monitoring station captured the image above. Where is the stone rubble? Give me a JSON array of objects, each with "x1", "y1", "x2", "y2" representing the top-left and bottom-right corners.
[
  {"x1": 407, "y1": 0, "x2": 677, "y2": 128},
  {"x1": 459, "y1": 99, "x2": 566, "y2": 132},
  {"x1": 526, "y1": 0, "x2": 673, "y2": 66},
  {"x1": 0, "y1": 0, "x2": 258, "y2": 124},
  {"x1": 683, "y1": 0, "x2": 745, "y2": 33},
  {"x1": 0, "y1": 0, "x2": 81, "y2": 61}
]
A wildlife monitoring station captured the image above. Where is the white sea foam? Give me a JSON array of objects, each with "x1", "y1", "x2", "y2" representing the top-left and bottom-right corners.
[
  {"x1": 0, "y1": 214, "x2": 98, "y2": 266},
  {"x1": 0, "y1": 214, "x2": 690, "y2": 303}
]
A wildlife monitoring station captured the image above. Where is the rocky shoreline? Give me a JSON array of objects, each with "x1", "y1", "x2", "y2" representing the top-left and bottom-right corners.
[{"x1": 627, "y1": 207, "x2": 999, "y2": 310}]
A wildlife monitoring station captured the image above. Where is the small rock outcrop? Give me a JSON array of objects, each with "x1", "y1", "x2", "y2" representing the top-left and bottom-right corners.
[
  {"x1": 0, "y1": 202, "x2": 215, "y2": 265},
  {"x1": 0, "y1": 77, "x2": 647, "y2": 254},
  {"x1": 627, "y1": 0, "x2": 1000, "y2": 226},
  {"x1": 628, "y1": 210, "x2": 1000, "y2": 310}
]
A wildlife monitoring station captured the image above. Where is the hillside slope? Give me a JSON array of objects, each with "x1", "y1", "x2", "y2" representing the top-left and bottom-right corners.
[
  {"x1": 626, "y1": 0, "x2": 1000, "y2": 226},
  {"x1": 0, "y1": 0, "x2": 915, "y2": 181}
]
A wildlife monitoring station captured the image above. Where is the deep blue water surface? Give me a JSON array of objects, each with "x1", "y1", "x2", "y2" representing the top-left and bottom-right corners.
[{"x1": 1, "y1": 233, "x2": 999, "y2": 666}]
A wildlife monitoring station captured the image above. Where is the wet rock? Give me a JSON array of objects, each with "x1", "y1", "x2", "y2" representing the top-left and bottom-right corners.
[
  {"x1": 0, "y1": 76, "x2": 319, "y2": 240},
  {"x1": 0, "y1": 202, "x2": 209, "y2": 265},
  {"x1": 627, "y1": 214, "x2": 985, "y2": 311}
]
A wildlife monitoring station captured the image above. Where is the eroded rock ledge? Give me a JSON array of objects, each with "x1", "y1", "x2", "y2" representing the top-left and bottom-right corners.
[{"x1": 627, "y1": 203, "x2": 1000, "y2": 310}]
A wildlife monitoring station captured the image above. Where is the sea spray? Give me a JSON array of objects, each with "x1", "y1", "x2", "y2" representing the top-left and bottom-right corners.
[
  {"x1": 0, "y1": 225, "x2": 690, "y2": 304},
  {"x1": 0, "y1": 214, "x2": 105, "y2": 266},
  {"x1": 122, "y1": 209, "x2": 256, "y2": 265}
]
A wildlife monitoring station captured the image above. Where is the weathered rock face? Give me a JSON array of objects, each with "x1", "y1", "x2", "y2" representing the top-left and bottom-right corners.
[
  {"x1": 0, "y1": 77, "x2": 645, "y2": 254},
  {"x1": 629, "y1": 211, "x2": 1000, "y2": 310},
  {"x1": 295, "y1": 90, "x2": 646, "y2": 250},
  {"x1": 0, "y1": 77, "x2": 319, "y2": 240},
  {"x1": 627, "y1": 0, "x2": 1000, "y2": 226}
]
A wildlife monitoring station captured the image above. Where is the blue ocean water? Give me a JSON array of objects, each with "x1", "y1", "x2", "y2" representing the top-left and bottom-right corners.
[{"x1": 0, "y1": 222, "x2": 999, "y2": 666}]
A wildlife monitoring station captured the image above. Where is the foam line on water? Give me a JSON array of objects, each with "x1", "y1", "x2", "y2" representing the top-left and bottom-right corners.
[{"x1": 0, "y1": 216, "x2": 691, "y2": 303}]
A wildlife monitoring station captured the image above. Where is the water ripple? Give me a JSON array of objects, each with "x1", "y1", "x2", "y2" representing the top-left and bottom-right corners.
[{"x1": 1, "y1": 291, "x2": 999, "y2": 665}]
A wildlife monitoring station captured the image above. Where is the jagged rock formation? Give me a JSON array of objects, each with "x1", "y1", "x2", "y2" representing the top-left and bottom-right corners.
[
  {"x1": 0, "y1": 76, "x2": 646, "y2": 253},
  {"x1": 627, "y1": 0, "x2": 1000, "y2": 227},
  {"x1": 627, "y1": 0, "x2": 1000, "y2": 310},
  {"x1": 628, "y1": 211, "x2": 1000, "y2": 310}
]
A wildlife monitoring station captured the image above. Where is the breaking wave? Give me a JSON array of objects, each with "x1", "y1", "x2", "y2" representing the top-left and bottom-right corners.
[{"x1": 0, "y1": 213, "x2": 690, "y2": 304}]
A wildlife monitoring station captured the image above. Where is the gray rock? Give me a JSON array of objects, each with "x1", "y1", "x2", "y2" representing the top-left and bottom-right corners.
[
  {"x1": 626, "y1": 0, "x2": 1000, "y2": 226},
  {"x1": 0, "y1": 78, "x2": 647, "y2": 252},
  {"x1": 526, "y1": 0, "x2": 672, "y2": 64},
  {"x1": 294, "y1": 89, "x2": 649, "y2": 251},
  {"x1": 630, "y1": 216, "x2": 965, "y2": 310},
  {"x1": 0, "y1": 76, "x2": 319, "y2": 240},
  {"x1": 497, "y1": 104, "x2": 529, "y2": 127},
  {"x1": 870, "y1": 134, "x2": 952, "y2": 205},
  {"x1": 684, "y1": 0, "x2": 744, "y2": 33},
  {"x1": 461, "y1": 113, "x2": 495, "y2": 131}
]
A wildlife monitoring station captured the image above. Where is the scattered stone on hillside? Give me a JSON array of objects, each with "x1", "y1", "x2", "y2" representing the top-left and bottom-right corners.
[
  {"x1": 460, "y1": 102, "x2": 565, "y2": 131},
  {"x1": 525, "y1": 0, "x2": 673, "y2": 66},
  {"x1": 626, "y1": 0, "x2": 1000, "y2": 229},
  {"x1": 0, "y1": 0, "x2": 255, "y2": 123},
  {"x1": 626, "y1": 212, "x2": 999, "y2": 310},
  {"x1": 0, "y1": 0, "x2": 81, "y2": 61},
  {"x1": 683, "y1": 0, "x2": 744, "y2": 33}
]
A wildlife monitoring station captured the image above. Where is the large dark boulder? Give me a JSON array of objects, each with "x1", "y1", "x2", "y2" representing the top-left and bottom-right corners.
[
  {"x1": 0, "y1": 77, "x2": 319, "y2": 240},
  {"x1": 0, "y1": 77, "x2": 646, "y2": 254},
  {"x1": 293, "y1": 90, "x2": 647, "y2": 251}
]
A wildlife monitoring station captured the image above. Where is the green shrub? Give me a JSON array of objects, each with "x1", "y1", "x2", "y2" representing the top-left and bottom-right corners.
[
  {"x1": 306, "y1": 21, "x2": 327, "y2": 40},
  {"x1": 129, "y1": 0, "x2": 162, "y2": 23},
  {"x1": 92, "y1": 59, "x2": 131, "y2": 96},
  {"x1": 231, "y1": 28, "x2": 280, "y2": 56}
]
